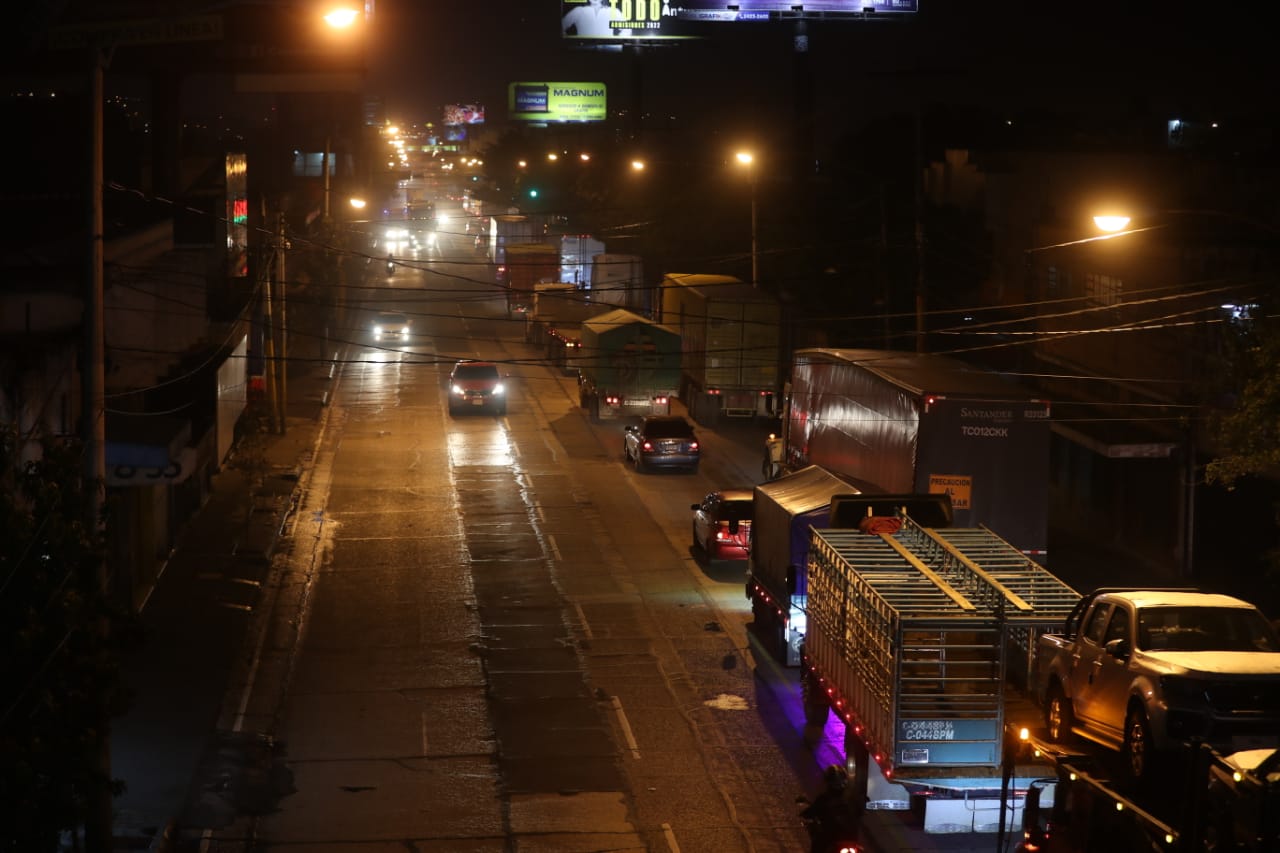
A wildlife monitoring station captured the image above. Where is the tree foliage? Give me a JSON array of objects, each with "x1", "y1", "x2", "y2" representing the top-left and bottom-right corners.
[
  {"x1": 0, "y1": 426, "x2": 135, "y2": 852},
  {"x1": 1205, "y1": 315, "x2": 1280, "y2": 489}
]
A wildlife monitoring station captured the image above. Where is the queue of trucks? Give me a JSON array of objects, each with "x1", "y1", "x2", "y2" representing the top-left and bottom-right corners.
[
  {"x1": 725, "y1": 347, "x2": 1280, "y2": 848},
  {"x1": 506, "y1": 244, "x2": 1280, "y2": 847}
]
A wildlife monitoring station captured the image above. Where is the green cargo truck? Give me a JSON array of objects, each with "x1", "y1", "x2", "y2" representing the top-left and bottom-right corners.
[{"x1": 576, "y1": 309, "x2": 681, "y2": 422}]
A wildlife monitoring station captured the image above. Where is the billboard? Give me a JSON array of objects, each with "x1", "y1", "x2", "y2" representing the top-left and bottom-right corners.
[
  {"x1": 560, "y1": 0, "x2": 916, "y2": 40},
  {"x1": 226, "y1": 152, "x2": 248, "y2": 278},
  {"x1": 508, "y1": 83, "x2": 607, "y2": 123},
  {"x1": 443, "y1": 104, "x2": 485, "y2": 125}
]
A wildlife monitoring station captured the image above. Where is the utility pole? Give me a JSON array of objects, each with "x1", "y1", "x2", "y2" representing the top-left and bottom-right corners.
[
  {"x1": 262, "y1": 199, "x2": 279, "y2": 434},
  {"x1": 84, "y1": 47, "x2": 112, "y2": 853},
  {"x1": 275, "y1": 212, "x2": 288, "y2": 434},
  {"x1": 913, "y1": 105, "x2": 926, "y2": 353}
]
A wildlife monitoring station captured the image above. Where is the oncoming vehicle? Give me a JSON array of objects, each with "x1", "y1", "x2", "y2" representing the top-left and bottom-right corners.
[
  {"x1": 691, "y1": 488, "x2": 753, "y2": 561},
  {"x1": 623, "y1": 415, "x2": 700, "y2": 473},
  {"x1": 373, "y1": 311, "x2": 411, "y2": 342},
  {"x1": 448, "y1": 360, "x2": 506, "y2": 415}
]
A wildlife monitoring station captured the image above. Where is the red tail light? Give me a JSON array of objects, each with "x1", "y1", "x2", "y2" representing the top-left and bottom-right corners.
[
  {"x1": 689, "y1": 441, "x2": 699, "y2": 451},
  {"x1": 641, "y1": 441, "x2": 653, "y2": 451}
]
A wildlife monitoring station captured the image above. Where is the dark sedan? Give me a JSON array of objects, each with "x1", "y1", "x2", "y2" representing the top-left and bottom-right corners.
[{"x1": 623, "y1": 415, "x2": 700, "y2": 473}]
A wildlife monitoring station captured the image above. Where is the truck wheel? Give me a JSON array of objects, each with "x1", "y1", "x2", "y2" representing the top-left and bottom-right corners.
[
  {"x1": 1045, "y1": 684, "x2": 1073, "y2": 743},
  {"x1": 1124, "y1": 706, "x2": 1152, "y2": 781}
]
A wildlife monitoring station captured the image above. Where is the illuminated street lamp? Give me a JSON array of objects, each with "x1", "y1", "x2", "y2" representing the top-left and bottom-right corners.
[
  {"x1": 630, "y1": 158, "x2": 646, "y2": 172},
  {"x1": 1093, "y1": 214, "x2": 1132, "y2": 232},
  {"x1": 323, "y1": 6, "x2": 360, "y2": 28},
  {"x1": 735, "y1": 150, "x2": 758, "y2": 287}
]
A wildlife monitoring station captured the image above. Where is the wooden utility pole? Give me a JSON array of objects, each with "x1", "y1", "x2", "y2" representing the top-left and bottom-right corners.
[
  {"x1": 275, "y1": 212, "x2": 288, "y2": 434},
  {"x1": 262, "y1": 206, "x2": 279, "y2": 434},
  {"x1": 84, "y1": 47, "x2": 113, "y2": 853}
]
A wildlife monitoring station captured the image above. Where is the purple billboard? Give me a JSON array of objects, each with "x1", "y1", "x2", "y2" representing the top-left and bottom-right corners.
[
  {"x1": 561, "y1": 0, "x2": 916, "y2": 40},
  {"x1": 443, "y1": 104, "x2": 485, "y2": 125}
]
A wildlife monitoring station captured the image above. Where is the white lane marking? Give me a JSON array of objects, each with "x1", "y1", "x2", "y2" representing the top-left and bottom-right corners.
[
  {"x1": 611, "y1": 696, "x2": 641, "y2": 759},
  {"x1": 573, "y1": 600, "x2": 593, "y2": 640},
  {"x1": 662, "y1": 822, "x2": 682, "y2": 853}
]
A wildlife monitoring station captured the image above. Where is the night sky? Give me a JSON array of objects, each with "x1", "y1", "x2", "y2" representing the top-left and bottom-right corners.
[{"x1": 364, "y1": 1, "x2": 1276, "y2": 131}]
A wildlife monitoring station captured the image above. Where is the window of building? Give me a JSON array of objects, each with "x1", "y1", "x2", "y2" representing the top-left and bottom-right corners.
[{"x1": 1085, "y1": 273, "x2": 1122, "y2": 307}]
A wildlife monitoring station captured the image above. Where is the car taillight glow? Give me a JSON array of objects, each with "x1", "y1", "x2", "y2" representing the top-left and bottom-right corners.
[
  {"x1": 689, "y1": 441, "x2": 698, "y2": 451},
  {"x1": 641, "y1": 441, "x2": 653, "y2": 451}
]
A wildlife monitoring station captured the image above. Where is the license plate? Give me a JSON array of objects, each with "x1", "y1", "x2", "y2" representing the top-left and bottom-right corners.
[{"x1": 470, "y1": 398, "x2": 484, "y2": 406}]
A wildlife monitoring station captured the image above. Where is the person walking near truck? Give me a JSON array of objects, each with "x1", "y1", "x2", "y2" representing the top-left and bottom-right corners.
[
  {"x1": 800, "y1": 765, "x2": 863, "y2": 853},
  {"x1": 763, "y1": 433, "x2": 784, "y2": 480}
]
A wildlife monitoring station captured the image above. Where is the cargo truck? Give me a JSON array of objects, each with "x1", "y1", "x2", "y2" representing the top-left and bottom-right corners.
[
  {"x1": 590, "y1": 253, "x2": 648, "y2": 314},
  {"x1": 488, "y1": 213, "x2": 543, "y2": 267},
  {"x1": 502, "y1": 242, "x2": 559, "y2": 316},
  {"x1": 783, "y1": 348, "x2": 1052, "y2": 559},
  {"x1": 799, "y1": 498, "x2": 1082, "y2": 832},
  {"x1": 576, "y1": 309, "x2": 681, "y2": 422},
  {"x1": 660, "y1": 273, "x2": 780, "y2": 424},
  {"x1": 559, "y1": 234, "x2": 606, "y2": 287},
  {"x1": 746, "y1": 465, "x2": 868, "y2": 667},
  {"x1": 524, "y1": 283, "x2": 611, "y2": 375}
]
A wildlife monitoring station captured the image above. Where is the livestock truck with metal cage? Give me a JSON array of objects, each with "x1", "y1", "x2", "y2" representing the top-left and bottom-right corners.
[{"x1": 798, "y1": 495, "x2": 1082, "y2": 833}]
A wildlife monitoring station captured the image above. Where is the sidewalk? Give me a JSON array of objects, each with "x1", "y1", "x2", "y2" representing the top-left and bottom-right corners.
[{"x1": 109, "y1": 349, "x2": 335, "y2": 851}]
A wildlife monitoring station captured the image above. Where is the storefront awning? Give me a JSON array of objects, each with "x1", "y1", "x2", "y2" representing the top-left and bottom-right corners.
[{"x1": 1051, "y1": 418, "x2": 1179, "y2": 459}]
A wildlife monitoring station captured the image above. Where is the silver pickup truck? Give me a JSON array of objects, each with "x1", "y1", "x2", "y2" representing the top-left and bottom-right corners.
[{"x1": 1037, "y1": 588, "x2": 1280, "y2": 780}]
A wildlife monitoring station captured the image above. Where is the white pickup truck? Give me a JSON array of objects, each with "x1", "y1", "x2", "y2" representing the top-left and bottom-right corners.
[{"x1": 1036, "y1": 587, "x2": 1280, "y2": 780}]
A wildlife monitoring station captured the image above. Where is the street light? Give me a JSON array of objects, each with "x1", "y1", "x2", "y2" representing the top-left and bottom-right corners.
[{"x1": 735, "y1": 150, "x2": 758, "y2": 288}]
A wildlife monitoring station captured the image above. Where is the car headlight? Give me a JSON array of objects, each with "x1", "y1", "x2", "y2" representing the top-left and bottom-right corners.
[
  {"x1": 451, "y1": 384, "x2": 464, "y2": 395},
  {"x1": 493, "y1": 383, "x2": 505, "y2": 395},
  {"x1": 400, "y1": 329, "x2": 409, "y2": 339}
]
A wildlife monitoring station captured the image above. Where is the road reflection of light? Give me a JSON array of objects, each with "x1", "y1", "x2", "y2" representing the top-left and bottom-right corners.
[{"x1": 447, "y1": 423, "x2": 514, "y2": 467}]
